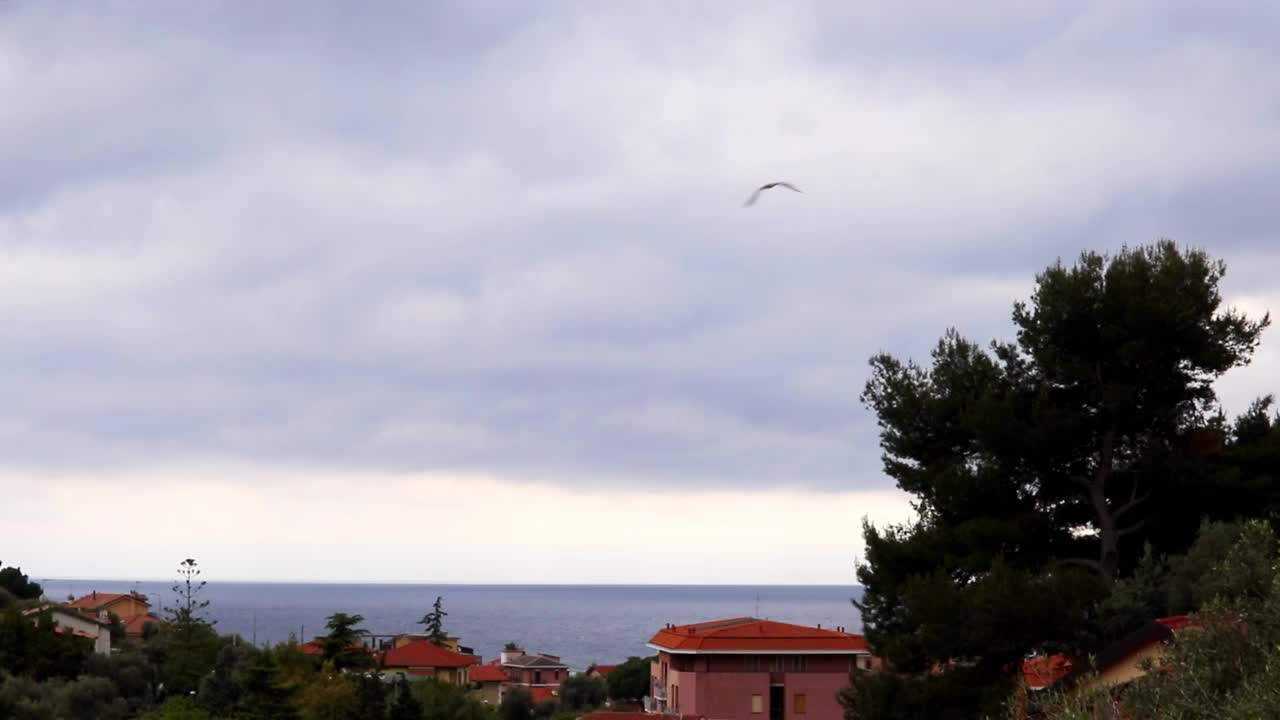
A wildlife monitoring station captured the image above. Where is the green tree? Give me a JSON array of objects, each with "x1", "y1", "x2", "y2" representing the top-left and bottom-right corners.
[
  {"x1": 317, "y1": 613, "x2": 371, "y2": 671},
  {"x1": 852, "y1": 242, "x2": 1272, "y2": 718},
  {"x1": 419, "y1": 596, "x2": 449, "y2": 646},
  {"x1": 503, "y1": 642, "x2": 521, "y2": 652},
  {"x1": 606, "y1": 656, "x2": 652, "y2": 702},
  {"x1": 499, "y1": 687, "x2": 534, "y2": 720},
  {"x1": 197, "y1": 643, "x2": 248, "y2": 716},
  {"x1": 139, "y1": 696, "x2": 212, "y2": 720},
  {"x1": 388, "y1": 676, "x2": 423, "y2": 720},
  {"x1": 559, "y1": 674, "x2": 607, "y2": 711},
  {"x1": 295, "y1": 672, "x2": 357, "y2": 720},
  {"x1": 158, "y1": 558, "x2": 220, "y2": 694},
  {"x1": 352, "y1": 673, "x2": 386, "y2": 719},
  {"x1": 0, "y1": 563, "x2": 43, "y2": 601},
  {"x1": 236, "y1": 654, "x2": 300, "y2": 720},
  {"x1": 0, "y1": 608, "x2": 89, "y2": 681}
]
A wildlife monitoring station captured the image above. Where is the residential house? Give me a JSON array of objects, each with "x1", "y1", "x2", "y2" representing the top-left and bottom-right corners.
[
  {"x1": 24, "y1": 605, "x2": 112, "y2": 656},
  {"x1": 469, "y1": 662, "x2": 507, "y2": 704},
  {"x1": 500, "y1": 647, "x2": 569, "y2": 688},
  {"x1": 120, "y1": 613, "x2": 166, "y2": 640},
  {"x1": 66, "y1": 591, "x2": 153, "y2": 622},
  {"x1": 1060, "y1": 616, "x2": 1191, "y2": 693},
  {"x1": 586, "y1": 664, "x2": 617, "y2": 680},
  {"x1": 382, "y1": 640, "x2": 475, "y2": 684},
  {"x1": 647, "y1": 617, "x2": 876, "y2": 720}
]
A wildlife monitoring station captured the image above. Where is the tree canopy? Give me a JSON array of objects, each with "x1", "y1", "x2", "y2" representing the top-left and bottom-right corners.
[{"x1": 851, "y1": 242, "x2": 1275, "y2": 718}]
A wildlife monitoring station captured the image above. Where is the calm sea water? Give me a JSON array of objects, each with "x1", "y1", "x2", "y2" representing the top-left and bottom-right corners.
[{"x1": 40, "y1": 582, "x2": 863, "y2": 670}]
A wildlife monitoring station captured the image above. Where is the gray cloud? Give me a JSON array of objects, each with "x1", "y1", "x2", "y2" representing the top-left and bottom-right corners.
[{"x1": 0, "y1": 1, "x2": 1278, "y2": 490}]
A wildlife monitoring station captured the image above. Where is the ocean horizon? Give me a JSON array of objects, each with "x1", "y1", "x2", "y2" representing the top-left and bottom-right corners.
[{"x1": 40, "y1": 580, "x2": 865, "y2": 670}]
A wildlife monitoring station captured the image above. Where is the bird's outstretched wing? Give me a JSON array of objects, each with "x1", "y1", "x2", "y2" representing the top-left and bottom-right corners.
[
  {"x1": 775, "y1": 182, "x2": 802, "y2": 193},
  {"x1": 743, "y1": 187, "x2": 764, "y2": 207}
]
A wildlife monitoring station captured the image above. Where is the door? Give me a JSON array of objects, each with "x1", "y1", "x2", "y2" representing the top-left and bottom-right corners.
[{"x1": 769, "y1": 686, "x2": 784, "y2": 720}]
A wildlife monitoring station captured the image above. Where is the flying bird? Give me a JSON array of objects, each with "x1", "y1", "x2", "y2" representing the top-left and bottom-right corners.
[{"x1": 743, "y1": 181, "x2": 802, "y2": 207}]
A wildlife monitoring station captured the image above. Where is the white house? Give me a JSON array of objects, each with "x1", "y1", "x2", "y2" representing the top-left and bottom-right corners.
[{"x1": 24, "y1": 605, "x2": 113, "y2": 655}]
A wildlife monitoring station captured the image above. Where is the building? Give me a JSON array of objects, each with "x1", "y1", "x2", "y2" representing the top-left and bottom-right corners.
[
  {"x1": 382, "y1": 640, "x2": 475, "y2": 684},
  {"x1": 647, "y1": 618, "x2": 875, "y2": 720},
  {"x1": 499, "y1": 647, "x2": 569, "y2": 688},
  {"x1": 469, "y1": 662, "x2": 507, "y2": 704},
  {"x1": 120, "y1": 612, "x2": 166, "y2": 639},
  {"x1": 24, "y1": 605, "x2": 112, "y2": 656},
  {"x1": 1059, "y1": 616, "x2": 1191, "y2": 692},
  {"x1": 586, "y1": 664, "x2": 617, "y2": 680},
  {"x1": 65, "y1": 591, "x2": 153, "y2": 622}
]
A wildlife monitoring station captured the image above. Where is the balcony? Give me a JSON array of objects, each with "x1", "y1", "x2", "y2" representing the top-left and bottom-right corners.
[{"x1": 651, "y1": 680, "x2": 667, "y2": 700}]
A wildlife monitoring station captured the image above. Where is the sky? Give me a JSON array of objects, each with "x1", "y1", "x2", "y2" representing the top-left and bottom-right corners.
[{"x1": 2, "y1": 1, "x2": 1279, "y2": 584}]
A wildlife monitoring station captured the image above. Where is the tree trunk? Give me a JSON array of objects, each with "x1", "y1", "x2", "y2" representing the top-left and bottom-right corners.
[{"x1": 1088, "y1": 427, "x2": 1119, "y2": 585}]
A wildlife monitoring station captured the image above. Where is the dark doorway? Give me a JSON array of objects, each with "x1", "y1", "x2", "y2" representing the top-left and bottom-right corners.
[{"x1": 769, "y1": 686, "x2": 784, "y2": 720}]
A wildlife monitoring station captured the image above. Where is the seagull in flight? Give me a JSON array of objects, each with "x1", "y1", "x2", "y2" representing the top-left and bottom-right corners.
[{"x1": 743, "y1": 181, "x2": 802, "y2": 207}]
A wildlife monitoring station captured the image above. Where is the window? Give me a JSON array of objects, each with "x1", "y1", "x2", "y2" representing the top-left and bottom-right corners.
[
  {"x1": 794, "y1": 693, "x2": 807, "y2": 714},
  {"x1": 751, "y1": 694, "x2": 764, "y2": 714},
  {"x1": 744, "y1": 655, "x2": 763, "y2": 672},
  {"x1": 534, "y1": 671, "x2": 542, "y2": 684}
]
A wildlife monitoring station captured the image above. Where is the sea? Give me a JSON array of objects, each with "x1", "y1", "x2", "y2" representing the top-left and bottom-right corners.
[{"x1": 40, "y1": 581, "x2": 864, "y2": 671}]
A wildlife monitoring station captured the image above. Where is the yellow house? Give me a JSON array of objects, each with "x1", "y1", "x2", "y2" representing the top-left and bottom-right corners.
[
  {"x1": 66, "y1": 591, "x2": 153, "y2": 622},
  {"x1": 382, "y1": 640, "x2": 475, "y2": 685}
]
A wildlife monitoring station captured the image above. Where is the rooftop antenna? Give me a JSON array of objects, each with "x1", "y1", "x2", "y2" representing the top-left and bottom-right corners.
[{"x1": 754, "y1": 593, "x2": 760, "y2": 617}]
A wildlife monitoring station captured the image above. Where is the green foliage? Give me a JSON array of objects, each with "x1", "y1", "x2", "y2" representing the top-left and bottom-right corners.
[
  {"x1": 353, "y1": 673, "x2": 387, "y2": 719},
  {"x1": 853, "y1": 243, "x2": 1275, "y2": 718},
  {"x1": 0, "y1": 608, "x2": 89, "y2": 681},
  {"x1": 1030, "y1": 520, "x2": 1280, "y2": 720},
  {"x1": 159, "y1": 558, "x2": 220, "y2": 695},
  {"x1": 0, "y1": 672, "x2": 130, "y2": 720},
  {"x1": 841, "y1": 667, "x2": 1007, "y2": 720},
  {"x1": 0, "y1": 563, "x2": 43, "y2": 601},
  {"x1": 606, "y1": 656, "x2": 652, "y2": 701},
  {"x1": 85, "y1": 648, "x2": 158, "y2": 713},
  {"x1": 499, "y1": 686, "x2": 534, "y2": 720},
  {"x1": 558, "y1": 674, "x2": 607, "y2": 711},
  {"x1": 295, "y1": 672, "x2": 358, "y2": 720},
  {"x1": 503, "y1": 642, "x2": 521, "y2": 652},
  {"x1": 236, "y1": 654, "x2": 300, "y2": 720},
  {"x1": 388, "y1": 676, "x2": 424, "y2": 720},
  {"x1": 317, "y1": 613, "x2": 372, "y2": 671},
  {"x1": 197, "y1": 643, "x2": 250, "y2": 716},
  {"x1": 414, "y1": 678, "x2": 495, "y2": 720},
  {"x1": 139, "y1": 696, "x2": 212, "y2": 720},
  {"x1": 419, "y1": 596, "x2": 450, "y2": 646}
]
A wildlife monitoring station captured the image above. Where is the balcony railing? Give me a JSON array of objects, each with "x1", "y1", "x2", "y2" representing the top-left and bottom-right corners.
[{"x1": 651, "y1": 680, "x2": 667, "y2": 700}]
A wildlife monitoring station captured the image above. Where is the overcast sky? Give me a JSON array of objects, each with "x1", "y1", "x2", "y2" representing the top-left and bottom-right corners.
[{"x1": 2, "y1": 1, "x2": 1278, "y2": 584}]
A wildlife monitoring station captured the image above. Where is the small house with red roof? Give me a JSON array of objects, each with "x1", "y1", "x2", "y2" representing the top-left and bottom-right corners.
[
  {"x1": 586, "y1": 663, "x2": 617, "y2": 680},
  {"x1": 647, "y1": 617, "x2": 875, "y2": 720},
  {"x1": 382, "y1": 640, "x2": 476, "y2": 685},
  {"x1": 469, "y1": 661, "x2": 508, "y2": 704},
  {"x1": 499, "y1": 647, "x2": 569, "y2": 688}
]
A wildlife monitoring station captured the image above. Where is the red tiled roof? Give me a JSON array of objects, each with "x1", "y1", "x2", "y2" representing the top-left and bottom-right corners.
[
  {"x1": 583, "y1": 714, "x2": 705, "y2": 720},
  {"x1": 470, "y1": 664, "x2": 508, "y2": 682},
  {"x1": 1021, "y1": 654, "x2": 1072, "y2": 690},
  {"x1": 383, "y1": 640, "x2": 475, "y2": 669},
  {"x1": 588, "y1": 664, "x2": 617, "y2": 677},
  {"x1": 649, "y1": 618, "x2": 868, "y2": 653},
  {"x1": 1156, "y1": 615, "x2": 1191, "y2": 631},
  {"x1": 122, "y1": 614, "x2": 165, "y2": 637},
  {"x1": 66, "y1": 592, "x2": 150, "y2": 611},
  {"x1": 298, "y1": 641, "x2": 324, "y2": 655}
]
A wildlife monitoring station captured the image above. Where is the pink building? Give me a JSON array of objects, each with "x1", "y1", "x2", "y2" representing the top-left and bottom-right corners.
[
  {"x1": 499, "y1": 648, "x2": 569, "y2": 688},
  {"x1": 647, "y1": 618, "x2": 875, "y2": 720}
]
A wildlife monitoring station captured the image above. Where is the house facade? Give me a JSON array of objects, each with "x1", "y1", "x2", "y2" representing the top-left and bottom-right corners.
[
  {"x1": 500, "y1": 649, "x2": 569, "y2": 688},
  {"x1": 382, "y1": 640, "x2": 474, "y2": 684},
  {"x1": 647, "y1": 618, "x2": 875, "y2": 720},
  {"x1": 25, "y1": 605, "x2": 112, "y2": 656}
]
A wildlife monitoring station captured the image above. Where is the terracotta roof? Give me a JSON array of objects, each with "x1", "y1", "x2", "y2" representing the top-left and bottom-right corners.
[
  {"x1": 383, "y1": 640, "x2": 475, "y2": 669},
  {"x1": 122, "y1": 614, "x2": 165, "y2": 637},
  {"x1": 65, "y1": 592, "x2": 150, "y2": 611},
  {"x1": 298, "y1": 641, "x2": 324, "y2": 656},
  {"x1": 649, "y1": 617, "x2": 868, "y2": 653},
  {"x1": 470, "y1": 664, "x2": 508, "y2": 683},
  {"x1": 1021, "y1": 654, "x2": 1072, "y2": 690},
  {"x1": 588, "y1": 664, "x2": 617, "y2": 677}
]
